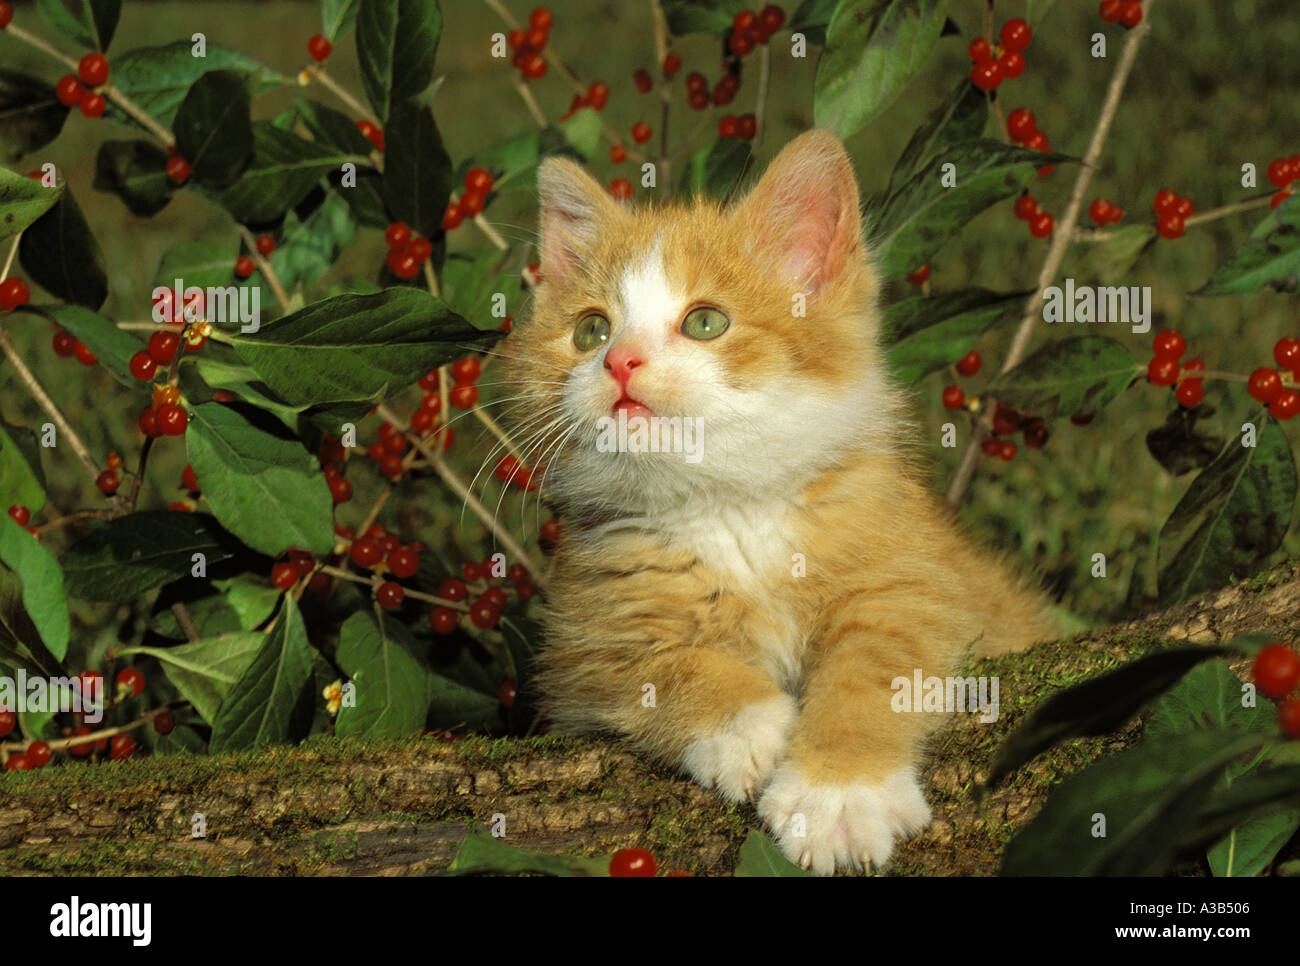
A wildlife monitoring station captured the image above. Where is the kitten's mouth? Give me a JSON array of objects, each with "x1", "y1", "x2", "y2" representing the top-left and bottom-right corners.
[{"x1": 612, "y1": 395, "x2": 655, "y2": 420}]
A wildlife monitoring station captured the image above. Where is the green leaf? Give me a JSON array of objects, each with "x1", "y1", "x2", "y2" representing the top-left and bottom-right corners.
[
  {"x1": 185, "y1": 402, "x2": 334, "y2": 557},
  {"x1": 189, "y1": 357, "x2": 308, "y2": 428},
  {"x1": 120, "y1": 630, "x2": 265, "y2": 724},
  {"x1": 208, "y1": 122, "x2": 350, "y2": 225},
  {"x1": 0, "y1": 567, "x2": 63, "y2": 676},
  {"x1": 107, "y1": 42, "x2": 283, "y2": 131},
  {"x1": 35, "y1": 0, "x2": 121, "y2": 51},
  {"x1": 814, "y1": 0, "x2": 952, "y2": 140},
  {"x1": 1188, "y1": 766, "x2": 1300, "y2": 872},
  {"x1": 886, "y1": 78, "x2": 986, "y2": 196},
  {"x1": 883, "y1": 288, "x2": 1025, "y2": 384},
  {"x1": 228, "y1": 287, "x2": 492, "y2": 408},
  {"x1": 60, "y1": 511, "x2": 240, "y2": 602},
  {"x1": 987, "y1": 335, "x2": 1138, "y2": 419},
  {"x1": 987, "y1": 645, "x2": 1233, "y2": 787},
  {"x1": 20, "y1": 304, "x2": 145, "y2": 390},
  {"x1": 92, "y1": 139, "x2": 172, "y2": 216},
  {"x1": 0, "y1": 517, "x2": 69, "y2": 661},
  {"x1": 1000, "y1": 729, "x2": 1267, "y2": 875},
  {"x1": 789, "y1": 0, "x2": 840, "y2": 46},
  {"x1": 17, "y1": 189, "x2": 108, "y2": 310},
  {"x1": 152, "y1": 241, "x2": 234, "y2": 295},
  {"x1": 1145, "y1": 405, "x2": 1226, "y2": 477},
  {"x1": 1074, "y1": 223, "x2": 1157, "y2": 280},
  {"x1": 0, "y1": 166, "x2": 65, "y2": 242},
  {"x1": 382, "y1": 99, "x2": 452, "y2": 241},
  {"x1": 445, "y1": 824, "x2": 611, "y2": 876},
  {"x1": 173, "y1": 70, "x2": 254, "y2": 189},
  {"x1": 0, "y1": 418, "x2": 46, "y2": 515},
  {"x1": 270, "y1": 192, "x2": 357, "y2": 291},
  {"x1": 873, "y1": 139, "x2": 1067, "y2": 278},
  {"x1": 322, "y1": 0, "x2": 361, "y2": 39},
  {"x1": 295, "y1": 98, "x2": 374, "y2": 156},
  {"x1": 0, "y1": 70, "x2": 70, "y2": 165},
  {"x1": 553, "y1": 108, "x2": 604, "y2": 162},
  {"x1": 1146, "y1": 659, "x2": 1300, "y2": 877},
  {"x1": 334, "y1": 611, "x2": 429, "y2": 738},
  {"x1": 1157, "y1": 418, "x2": 1297, "y2": 606},
  {"x1": 661, "y1": 0, "x2": 745, "y2": 35},
  {"x1": 458, "y1": 109, "x2": 603, "y2": 197},
  {"x1": 209, "y1": 598, "x2": 314, "y2": 750},
  {"x1": 440, "y1": 249, "x2": 516, "y2": 327},
  {"x1": 1198, "y1": 192, "x2": 1300, "y2": 295},
  {"x1": 734, "y1": 829, "x2": 813, "y2": 876},
  {"x1": 355, "y1": 0, "x2": 442, "y2": 123},
  {"x1": 149, "y1": 578, "x2": 279, "y2": 640},
  {"x1": 677, "y1": 138, "x2": 752, "y2": 200},
  {"x1": 1025, "y1": 0, "x2": 1058, "y2": 23}
]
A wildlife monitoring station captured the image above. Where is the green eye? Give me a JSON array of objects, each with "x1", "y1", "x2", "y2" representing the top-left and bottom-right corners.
[
  {"x1": 573, "y1": 314, "x2": 611, "y2": 351},
  {"x1": 680, "y1": 306, "x2": 730, "y2": 341}
]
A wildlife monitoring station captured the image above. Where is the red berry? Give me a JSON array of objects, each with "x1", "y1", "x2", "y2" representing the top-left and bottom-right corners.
[
  {"x1": 163, "y1": 155, "x2": 191, "y2": 185},
  {"x1": 941, "y1": 386, "x2": 965, "y2": 410},
  {"x1": 0, "y1": 709, "x2": 15, "y2": 739},
  {"x1": 153, "y1": 709, "x2": 176, "y2": 735},
  {"x1": 1274, "y1": 337, "x2": 1300, "y2": 373},
  {"x1": 328, "y1": 474, "x2": 352, "y2": 504},
  {"x1": 1174, "y1": 196, "x2": 1194, "y2": 219},
  {"x1": 1153, "y1": 189, "x2": 1179, "y2": 217},
  {"x1": 759, "y1": 4, "x2": 785, "y2": 34},
  {"x1": 0, "y1": 3, "x2": 11, "y2": 29},
  {"x1": 469, "y1": 598, "x2": 500, "y2": 629},
  {"x1": 56, "y1": 74, "x2": 84, "y2": 107},
  {"x1": 609, "y1": 847, "x2": 657, "y2": 877},
  {"x1": 521, "y1": 53, "x2": 547, "y2": 79},
  {"x1": 1147, "y1": 357, "x2": 1179, "y2": 387},
  {"x1": 906, "y1": 263, "x2": 930, "y2": 285},
  {"x1": 271, "y1": 561, "x2": 298, "y2": 589},
  {"x1": 138, "y1": 407, "x2": 159, "y2": 437},
  {"x1": 956, "y1": 350, "x2": 982, "y2": 376},
  {"x1": 0, "y1": 278, "x2": 31, "y2": 311},
  {"x1": 129, "y1": 350, "x2": 157, "y2": 381},
  {"x1": 347, "y1": 537, "x2": 380, "y2": 569},
  {"x1": 465, "y1": 168, "x2": 494, "y2": 194},
  {"x1": 429, "y1": 606, "x2": 458, "y2": 635},
  {"x1": 586, "y1": 81, "x2": 609, "y2": 109},
  {"x1": 481, "y1": 586, "x2": 509, "y2": 611},
  {"x1": 1089, "y1": 198, "x2": 1114, "y2": 225},
  {"x1": 1274, "y1": 190, "x2": 1294, "y2": 211},
  {"x1": 609, "y1": 143, "x2": 628, "y2": 164},
  {"x1": 1248, "y1": 367, "x2": 1283, "y2": 404},
  {"x1": 450, "y1": 356, "x2": 481, "y2": 383},
  {"x1": 631, "y1": 121, "x2": 652, "y2": 144},
  {"x1": 1280, "y1": 699, "x2": 1300, "y2": 739},
  {"x1": 376, "y1": 581, "x2": 404, "y2": 609},
  {"x1": 997, "y1": 439, "x2": 1017, "y2": 461},
  {"x1": 1013, "y1": 195, "x2": 1039, "y2": 221},
  {"x1": 728, "y1": 30, "x2": 753, "y2": 56},
  {"x1": 662, "y1": 52, "x2": 682, "y2": 77},
  {"x1": 25, "y1": 740, "x2": 51, "y2": 768},
  {"x1": 1024, "y1": 130, "x2": 1049, "y2": 153},
  {"x1": 450, "y1": 384, "x2": 478, "y2": 409},
  {"x1": 458, "y1": 190, "x2": 486, "y2": 217},
  {"x1": 52, "y1": 330, "x2": 76, "y2": 356},
  {"x1": 524, "y1": 26, "x2": 548, "y2": 50},
  {"x1": 718, "y1": 115, "x2": 740, "y2": 139},
  {"x1": 1267, "y1": 158, "x2": 1294, "y2": 189},
  {"x1": 148, "y1": 330, "x2": 180, "y2": 365},
  {"x1": 234, "y1": 255, "x2": 256, "y2": 278},
  {"x1": 181, "y1": 464, "x2": 199, "y2": 492},
  {"x1": 1254, "y1": 643, "x2": 1300, "y2": 699},
  {"x1": 8, "y1": 504, "x2": 30, "y2": 526},
  {"x1": 1022, "y1": 418, "x2": 1048, "y2": 449},
  {"x1": 530, "y1": 6, "x2": 553, "y2": 31},
  {"x1": 737, "y1": 113, "x2": 757, "y2": 140},
  {"x1": 1175, "y1": 379, "x2": 1204, "y2": 408},
  {"x1": 1118, "y1": 0, "x2": 1143, "y2": 28},
  {"x1": 95, "y1": 470, "x2": 118, "y2": 494},
  {"x1": 971, "y1": 59, "x2": 1002, "y2": 91},
  {"x1": 1270, "y1": 389, "x2": 1300, "y2": 421},
  {"x1": 6, "y1": 754, "x2": 30, "y2": 771},
  {"x1": 507, "y1": 563, "x2": 529, "y2": 585},
  {"x1": 79, "y1": 93, "x2": 106, "y2": 118},
  {"x1": 117, "y1": 667, "x2": 146, "y2": 698},
  {"x1": 1152, "y1": 330, "x2": 1186, "y2": 360},
  {"x1": 441, "y1": 203, "x2": 463, "y2": 231},
  {"x1": 1006, "y1": 108, "x2": 1036, "y2": 142},
  {"x1": 999, "y1": 51, "x2": 1026, "y2": 79},
  {"x1": 1028, "y1": 212, "x2": 1055, "y2": 238},
  {"x1": 499, "y1": 678, "x2": 518, "y2": 708},
  {"x1": 1001, "y1": 19, "x2": 1032, "y2": 51},
  {"x1": 307, "y1": 34, "x2": 332, "y2": 62},
  {"x1": 106, "y1": 450, "x2": 122, "y2": 469},
  {"x1": 387, "y1": 547, "x2": 420, "y2": 579},
  {"x1": 1156, "y1": 214, "x2": 1185, "y2": 240},
  {"x1": 73, "y1": 340, "x2": 97, "y2": 366},
  {"x1": 408, "y1": 238, "x2": 433, "y2": 263},
  {"x1": 1099, "y1": 0, "x2": 1122, "y2": 22},
  {"x1": 78, "y1": 53, "x2": 109, "y2": 87},
  {"x1": 437, "y1": 578, "x2": 468, "y2": 603},
  {"x1": 156, "y1": 402, "x2": 187, "y2": 436},
  {"x1": 387, "y1": 249, "x2": 420, "y2": 280},
  {"x1": 109, "y1": 733, "x2": 135, "y2": 760},
  {"x1": 968, "y1": 37, "x2": 993, "y2": 63}
]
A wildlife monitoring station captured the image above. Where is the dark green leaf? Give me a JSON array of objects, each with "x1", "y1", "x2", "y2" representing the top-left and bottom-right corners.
[
  {"x1": 173, "y1": 70, "x2": 254, "y2": 189},
  {"x1": 0, "y1": 166, "x2": 65, "y2": 242},
  {"x1": 186, "y1": 402, "x2": 334, "y2": 557},
  {"x1": 988, "y1": 335, "x2": 1138, "y2": 419},
  {"x1": 458, "y1": 109, "x2": 603, "y2": 195},
  {"x1": 1186, "y1": 766, "x2": 1300, "y2": 873},
  {"x1": 1073, "y1": 224, "x2": 1157, "y2": 280},
  {"x1": 35, "y1": 0, "x2": 121, "y2": 51},
  {"x1": 0, "y1": 567, "x2": 63, "y2": 677},
  {"x1": 60, "y1": 511, "x2": 240, "y2": 602},
  {"x1": 886, "y1": 78, "x2": 986, "y2": 195},
  {"x1": 0, "y1": 70, "x2": 70, "y2": 165},
  {"x1": 986, "y1": 645, "x2": 1233, "y2": 787},
  {"x1": 0, "y1": 418, "x2": 45, "y2": 515},
  {"x1": 883, "y1": 289, "x2": 1025, "y2": 384},
  {"x1": 148, "y1": 577, "x2": 279, "y2": 640},
  {"x1": 789, "y1": 0, "x2": 840, "y2": 46},
  {"x1": 1145, "y1": 405, "x2": 1226, "y2": 477},
  {"x1": 153, "y1": 241, "x2": 235, "y2": 293},
  {"x1": 335, "y1": 611, "x2": 430, "y2": 738},
  {"x1": 1025, "y1": 0, "x2": 1058, "y2": 23},
  {"x1": 209, "y1": 597, "x2": 314, "y2": 750},
  {"x1": 18, "y1": 190, "x2": 108, "y2": 310},
  {"x1": 92, "y1": 139, "x2": 172, "y2": 216},
  {"x1": 661, "y1": 0, "x2": 746, "y2": 35},
  {"x1": 1000, "y1": 729, "x2": 1266, "y2": 875},
  {"x1": 445, "y1": 824, "x2": 610, "y2": 876},
  {"x1": 120, "y1": 630, "x2": 265, "y2": 724},
  {"x1": 269, "y1": 193, "x2": 357, "y2": 291},
  {"x1": 295, "y1": 98, "x2": 373, "y2": 155},
  {"x1": 677, "y1": 138, "x2": 752, "y2": 200},
  {"x1": 323, "y1": 0, "x2": 361, "y2": 39},
  {"x1": 734, "y1": 829, "x2": 813, "y2": 877},
  {"x1": 1157, "y1": 418, "x2": 1297, "y2": 606},
  {"x1": 229, "y1": 287, "x2": 492, "y2": 408},
  {"x1": 440, "y1": 249, "x2": 516, "y2": 327},
  {"x1": 1198, "y1": 192, "x2": 1300, "y2": 295},
  {"x1": 355, "y1": 0, "x2": 442, "y2": 123},
  {"x1": 20, "y1": 304, "x2": 146, "y2": 390},
  {"x1": 0, "y1": 517, "x2": 69, "y2": 661},
  {"x1": 814, "y1": 0, "x2": 952, "y2": 139},
  {"x1": 208, "y1": 122, "x2": 349, "y2": 224},
  {"x1": 382, "y1": 99, "x2": 452, "y2": 240}
]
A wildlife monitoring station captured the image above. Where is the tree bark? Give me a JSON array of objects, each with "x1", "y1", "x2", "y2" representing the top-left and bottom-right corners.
[{"x1": 2, "y1": 561, "x2": 1298, "y2": 876}]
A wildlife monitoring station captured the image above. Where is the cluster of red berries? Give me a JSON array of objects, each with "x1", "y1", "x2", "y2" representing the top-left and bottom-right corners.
[
  {"x1": 1088, "y1": 197, "x2": 1126, "y2": 226},
  {"x1": 382, "y1": 221, "x2": 435, "y2": 279},
  {"x1": 233, "y1": 235, "x2": 275, "y2": 279},
  {"x1": 940, "y1": 351, "x2": 983, "y2": 410},
  {"x1": 980, "y1": 403, "x2": 1048, "y2": 461},
  {"x1": 727, "y1": 5, "x2": 786, "y2": 57},
  {"x1": 560, "y1": 81, "x2": 610, "y2": 122},
  {"x1": 1152, "y1": 189, "x2": 1194, "y2": 239},
  {"x1": 314, "y1": 433, "x2": 352, "y2": 504},
  {"x1": 1247, "y1": 338, "x2": 1300, "y2": 419},
  {"x1": 1266, "y1": 154, "x2": 1300, "y2": 210},
  {"x1": 1252, "y1": 642, "x2": 1300, "y2": 738},
  {"x1": 493, "y1": 453, "x2": 542, "y2": 492},
  {"x1": 54, "y1": 53, "x2": 109, "y2": 118},
  {"x1": 1005, "y1": 107, "x2": 1054, "y2": 177},
  {"x1": 270, "y1": 546, "x2": 328, "y2": 592},
  {"x1": 47, "y1": 320, "x2": 97, "y2": 367},
  {"x1": 428, "y1": 557, "x2": 535, "y2": 635},
  {"x1": 1012, "y1": 193, "x2": 1055, "y2": 239},
  {"x1": 441, "y1": 168, "x2": 494, "y2": 232},
  {"x1": 128, "y1": 327, "x2": 185, "y2": 383},
  {"x1": 6, "y1": 503, "x2": 40, "y2": 539},
  {"x1": 507, "y1": 6, "x2": 555, "y2": 80},
  {"x1": 0, "y1": 277, "x2": 30, "y2": 312},
  {"x1": 339, "y1": 525, "x2": 425, "y2": 609},
  {"x1": 968, "y1": 18, "x2": 1032, "y2": 92},
  {"x1": 1098, "y1": 0, "x2": 1144, "y2": 28},
  {"x1": 138, "y1": 383, "x2": 189, "y2": 438},
  {"x1": 94, "y1": 450, "x2": 125, "y2": 496},
  {"x1": 633, "y1": 52, "x2": 682, "y2": 95},
  {"x1": 716, "y1": 113, "x2": 757, "y2": 140},
  {"x1": 1144, "y1": 330, "x2": 1207, "y2": 407}
]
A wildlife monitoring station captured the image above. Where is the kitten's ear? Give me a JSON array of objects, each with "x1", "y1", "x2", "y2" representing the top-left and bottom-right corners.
[
  {"x1": 735, "y1": 129, "x2": 862, "y2": 294},
  {"x1": 538, "y1": 157, "x2": 623, "y2": 285}
]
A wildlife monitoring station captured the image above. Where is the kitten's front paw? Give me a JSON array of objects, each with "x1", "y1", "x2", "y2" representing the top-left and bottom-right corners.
[
  {"x1": 757, "y1": 765, "x2": 931, "y2": 876},
  {"x1": 680, "y1": 694, "x2": 798, "y2": 802}
]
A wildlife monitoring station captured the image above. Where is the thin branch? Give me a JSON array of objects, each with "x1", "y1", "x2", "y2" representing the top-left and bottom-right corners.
[
  {"x1": 1, "y1": 235, "x2": 18, "y2": 279},
  {"x1": 651, "y1": 0, "x2": 673, "y2": 198},
  {"x1": 307, "y1": 64, "x2": 372, "y2": 121},
  {"x1": 514, "y1": 77, "x2": 549, "y2": 127},
  {"x1": 170, "y1": 602, "x2": 201, "y2": 642},
  {"x1": 752, "y1": 44, "x2": 772, "y2": 154},
  {"x1": 126, "y1": 435, "x2": 154, "y2": 512},
  {"x1": 1074, "y1": 195, "x2": 1275, "y2": 243},
  {"x1": 237, "y1": 224, "x2": 291, "y2": 312},
  {"x1": 34, "y1": 509, "x2": 111, "y2": 534}
]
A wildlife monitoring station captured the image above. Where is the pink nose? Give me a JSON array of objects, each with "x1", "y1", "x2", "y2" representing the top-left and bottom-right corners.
[{"x1": 604, "y1": 345, "x2": 646, "y2": 391}]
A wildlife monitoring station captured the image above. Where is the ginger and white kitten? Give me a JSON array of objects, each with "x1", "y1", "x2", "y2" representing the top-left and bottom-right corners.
[{"x1": 499, "y1": 130, "x2": 1054, "y2": 875}]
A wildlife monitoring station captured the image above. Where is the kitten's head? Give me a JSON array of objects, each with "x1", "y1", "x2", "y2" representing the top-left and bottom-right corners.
[{"x1": 498, "y1": 130, "x2": 902, "y2": 519}]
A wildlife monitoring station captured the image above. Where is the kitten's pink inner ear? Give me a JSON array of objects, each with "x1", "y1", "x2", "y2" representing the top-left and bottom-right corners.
[
  {"x1": 537, "y1": 158, "x2": 619, "y2": 286},
  {"x1": 740, "y1": 131, "x2": 861, "y2": 294}
]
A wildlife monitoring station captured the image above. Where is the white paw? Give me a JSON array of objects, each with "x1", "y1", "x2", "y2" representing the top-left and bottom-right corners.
[
  {"x1": 757, "y1": 765, "x2": 932, "y2": 875},
  {"x1": 680, "y1": 694, "x2": 798, "y2": 802}
]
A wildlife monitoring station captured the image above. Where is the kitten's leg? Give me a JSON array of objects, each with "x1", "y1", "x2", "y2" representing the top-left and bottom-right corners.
[{"x1": 757, "y1": 600, "x2": 958, "y2": 875}]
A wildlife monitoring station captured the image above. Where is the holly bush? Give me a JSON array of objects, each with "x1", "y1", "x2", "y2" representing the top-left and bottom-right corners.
[{"x1": 0, "y1": 0, "x2": 1299, "y2": 875}]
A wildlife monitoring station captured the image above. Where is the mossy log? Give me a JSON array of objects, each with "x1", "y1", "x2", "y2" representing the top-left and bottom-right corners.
[{"x1": 2, "y1": 562, "x2": 1298, "y2": 876}]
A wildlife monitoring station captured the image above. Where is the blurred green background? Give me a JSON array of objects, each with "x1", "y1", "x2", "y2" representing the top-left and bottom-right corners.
[{"x1": 2, "y1": 0, "x2": 1298, "y2": 627}]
